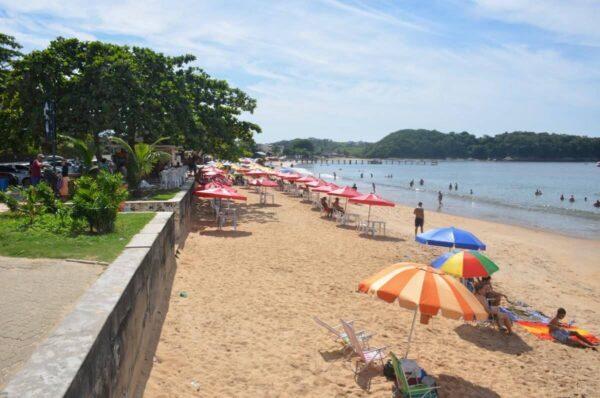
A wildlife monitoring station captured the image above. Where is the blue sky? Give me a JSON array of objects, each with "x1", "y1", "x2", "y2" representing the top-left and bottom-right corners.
[{"x1": 1, "y1": 0, "x2": 599, "y2": 143}]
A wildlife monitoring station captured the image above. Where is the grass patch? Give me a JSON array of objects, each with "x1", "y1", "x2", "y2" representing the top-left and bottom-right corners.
[
  {"x1": 0, "y1": 212, "x2": 154, "y2": 262},
  {"x1": 147, "y1": 188, "x2": 180, "y2": 201},
  {"x1": 128, "y1": 188, "x2": 181, "y2": 201}
]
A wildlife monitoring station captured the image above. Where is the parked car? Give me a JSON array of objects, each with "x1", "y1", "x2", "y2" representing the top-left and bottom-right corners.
[{"x1": 0, "y1": 163, "x2": 31, "y2": 186}]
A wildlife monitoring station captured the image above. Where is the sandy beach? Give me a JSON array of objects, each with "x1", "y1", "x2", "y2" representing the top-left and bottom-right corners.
[{"x1": 144, "y1": 187, "x2": 600, "y2": 397}]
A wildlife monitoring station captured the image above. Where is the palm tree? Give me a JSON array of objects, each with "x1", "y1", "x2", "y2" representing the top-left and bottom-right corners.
[
  {"x1": 60, "y1": 135, "x2": 96, "y2": 174},
  {"x1": 109, "y1": 136, "x2": 170, "y2": 195}
]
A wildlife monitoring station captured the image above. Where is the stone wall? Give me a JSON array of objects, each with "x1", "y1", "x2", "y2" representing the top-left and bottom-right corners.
[
  {"x1": 122, "y1": 179, "x2": 195, "y2": 245},
  {"x1": 2, "y1": 212, "x2": 176, "y2": 398}
]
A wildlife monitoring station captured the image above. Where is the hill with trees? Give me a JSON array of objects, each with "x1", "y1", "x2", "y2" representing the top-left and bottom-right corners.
[{"x1": 274, "y1": 130, "x2": 600, "y2": 161}]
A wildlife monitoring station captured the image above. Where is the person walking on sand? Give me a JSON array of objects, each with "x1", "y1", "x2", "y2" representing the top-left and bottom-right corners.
[
  {"x1": 438, "y1": 191, "x2": 443, "y2": 206},
  {"x1": 549, "y1": 308, "x2": 597, "y2": 349},
  {"x1": 413, "y1": 202, "x2": 424, "y2": 235}
]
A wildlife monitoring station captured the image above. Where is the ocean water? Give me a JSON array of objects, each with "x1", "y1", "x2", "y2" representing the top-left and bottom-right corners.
[{"x1": 301, "y1": 160, "x2": 600, "y2": 239}]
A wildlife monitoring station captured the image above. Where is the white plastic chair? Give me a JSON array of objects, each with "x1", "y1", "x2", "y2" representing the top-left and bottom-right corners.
[
  {"x1": 341, "y1": 320, "x2": 387, "y2": 370},
  {"x1": 313, "y1": 317, "x2": 372, "y2": 348}
]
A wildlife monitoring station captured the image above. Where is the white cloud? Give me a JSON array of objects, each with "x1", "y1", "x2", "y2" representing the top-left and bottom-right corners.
[
  {"x1": 0, "y1": 0, "x2": 598, "y2": 141},
  {"x1": 472, "y1": 0, "x2": 600, "y2": 45}
]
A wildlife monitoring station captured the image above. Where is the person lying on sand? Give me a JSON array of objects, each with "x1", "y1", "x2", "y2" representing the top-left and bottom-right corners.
[
  {"x1": 549, "y1": 308, "x2": 597, "y2": 350},
  {"x1": 475, "y1": 284, "x2": 513, "y2": 335}
]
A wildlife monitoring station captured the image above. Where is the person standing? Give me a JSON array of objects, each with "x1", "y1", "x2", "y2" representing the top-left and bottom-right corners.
[
  {"x1": 414, "y1": 202, "x2": 424, "y2": 235},
  {"x1": 419, "y1": 178, "x2": 424, "y2": 186},
  {"x1": 449, "y1": 183, "x2": 453, "y2": 191},
  {"x1": 30, "y1": 154, "x2": 44, "y2": 186},
  {"x1": 60, "y1": 160, "x2": 70, "y2": 199},
  {"x1": 438, "y1": 191, "x2": 443, "y2": 206}
]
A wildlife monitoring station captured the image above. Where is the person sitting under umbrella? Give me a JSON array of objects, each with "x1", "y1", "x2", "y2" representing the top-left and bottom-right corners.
[
  {"x1": 332, "y1": 197, "x2": 345, "y2": 215},
  {"x1": 476, "y1": 276, "x2": 507, "y2": 306},
  {"x1": 320, "y1": 197, "x2": 333, "y2": 218},
  {"x1": 475, "y1": 284, "x2": 513, "y2": 335}
]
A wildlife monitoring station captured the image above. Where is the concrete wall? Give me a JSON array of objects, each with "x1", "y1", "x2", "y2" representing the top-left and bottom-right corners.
[
  {"x1": 2, "y1": 212, "x2": 176, "y2": 398},
  {"x1": 121, "y1": 179, "x2": 194, "y2": 245}
]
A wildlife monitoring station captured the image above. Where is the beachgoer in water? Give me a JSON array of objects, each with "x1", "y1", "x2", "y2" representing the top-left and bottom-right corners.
[
  {"x1": 594, "y1": 200, "x2": 600, "y2": 208},
  {"x1": 449, "y1": 183, "x2": 453, "y2": 191},
  {"x1": 360, "y1": 173, "x2": 363, "y2": 178},
  {"x1": 370, "y1": 173, "x2": 373, "y2": 178},
  {"x1": 560, "y1": 194, "x2": 564, "y2": 201},
  {"x1": 470, "y1": 189, "x2": 473, "y2": 195},
  {"x1": 438, "y1": 191, "x2": 443, "y2": 205},
  {"x1": 584, "y1": 197, "x2": 587, "y2": 202},
  {"x1": 569, "y1": 195, "x2": 575, "y2": 203},
  {"x1": 419, "y1": 178, "x2": 424, "y2": 186},
  {"x1": 413, "y1": 202, "x2": 424, "y2": 235},
  {"x1": 351, "y1": 183, "x2": 357, "y2": 190},
  {"x1": 454, "y1": 182, "x2": 458, "y2": 190},
  {"x1": 549, "y1": 308, "x2": 597, "y2": 349},
  {"x1": 409, "y1": 179, "x2": 414, "y2": 188},
  {"x1": 333, "y1": 172, "x2": 337, "y2": 180},
  {"x1": 372, "y1": 182, "x2": 376, "y2": 193}
]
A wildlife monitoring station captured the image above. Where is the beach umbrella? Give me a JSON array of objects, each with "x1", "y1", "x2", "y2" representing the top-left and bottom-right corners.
[
  {"x1": 194, "y1": 187, "x2": 247, "y2": 201},
  {"x1": 327, "y1": 186, "x2": 362, "y2": 211},
  {"x1": 310, "y1": 183, "x2": 339, "y2": 193},
  {"x1": 358, "y1": 262, "x2": 487, "y2": 358},
  {"x1": 349, "y1": 193, "x2": 395, "y2": 223},
  {"x1": 245, "y1": 169, "x2": 269, "y2": 178},
  {"x1": 258, "y1": 178, "x2": 278, "y2": 188},
  {"x1": 431, "y1": 250, "x2": 499, "y2": 278},
  {"x1": 279, "y1": 173, "x2": 301, "y2": 181},
  {"x1": 295, "y1": 176, "x2": 316, "y2": 183},
  {"x1": 305, "y1": 179, "x2": 325, "y2": 188},
  {"x1": 416, "y1": 227, "x2": 486, "y2": 250}
]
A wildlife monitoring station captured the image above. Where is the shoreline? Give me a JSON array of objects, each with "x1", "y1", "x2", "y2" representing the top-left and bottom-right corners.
[
  {"x1": 145, "y1": 185, "x2": 599, "y2": 397},
  {"x1": 275, "y1": 161, "x2": 600, "y2": 241}
]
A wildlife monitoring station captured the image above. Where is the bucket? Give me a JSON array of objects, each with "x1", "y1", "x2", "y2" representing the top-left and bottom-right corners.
[{"x1": 0, "y1": 177, "x2": 9, "y2": 191}]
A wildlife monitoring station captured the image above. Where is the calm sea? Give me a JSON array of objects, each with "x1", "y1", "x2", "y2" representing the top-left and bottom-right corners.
[{"x1": 301, "y1": 160, "x2": 600, "y2": 239}]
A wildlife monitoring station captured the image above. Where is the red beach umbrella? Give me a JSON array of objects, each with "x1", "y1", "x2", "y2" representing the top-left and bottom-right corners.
[
  {"x1": 305, "y1": 179, "x2": 325, "y2": 188},
  {"x1": 258, "y1": 178, "x2": 278, "y2": 187},
  {"x1": 327, "y1": 186, "x2": 362, "y2": 211},
  {"x1": 194, "y1": 187, "x2": 246, "y2": 201},
  {"x1": 311, "y1": 183, "x2": 339, "y2": 193},
  {"x1": 295, "y1": 176, "x2": 316, "y2": 183},
  {"x1": 279, "y1": 173, "x2": 301, "y2": 181},
  {"x1": 246, "y1": 169, "x2": 269, "y2": 178},
  {"x1": 349, "y1": 193, "x2": 395, "y2": 222}
]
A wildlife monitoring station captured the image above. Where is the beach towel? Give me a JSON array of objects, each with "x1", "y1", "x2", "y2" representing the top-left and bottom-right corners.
[{"x1": 517, "y1": 321, "x2": 600, "y2": 345}]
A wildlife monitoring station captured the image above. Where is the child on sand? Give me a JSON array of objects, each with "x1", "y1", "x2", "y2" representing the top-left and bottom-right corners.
[{"x1": 549, "y1": 308, "x2": 597, "y2": 349}]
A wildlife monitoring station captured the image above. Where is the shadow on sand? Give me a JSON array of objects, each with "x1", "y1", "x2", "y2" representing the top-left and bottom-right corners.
[
  {"x1": 199, "y1": 230, "x2": 253, "y2": 238},
  {"x1": 454, "y1": 324, "x2": 532, "y2": 355},
  {"x1": 438, "y1": 374, "x2": 501, "y2": 397},
  {"x1": 358, "y1": 234, "x2": 406, "y2": 242}
]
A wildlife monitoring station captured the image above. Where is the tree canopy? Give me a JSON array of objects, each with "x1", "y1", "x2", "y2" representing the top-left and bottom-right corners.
[
  {"x1": 275, "y1": 130, "x2": 600, "y2": 161},
  {"x1": 0, "y1": 35, "x2": 260, "y2": 160}
]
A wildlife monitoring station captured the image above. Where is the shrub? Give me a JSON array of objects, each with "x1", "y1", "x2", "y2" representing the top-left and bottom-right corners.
[
  {"x1": 0, "y1": 190, "x2": 19, "y2": 212},
  {"x1": 72, "y1": 171, "x2": 128, "y2": 233},
  {"x1": 15, "y1": 182, "x2": 58, "y2": 225}
]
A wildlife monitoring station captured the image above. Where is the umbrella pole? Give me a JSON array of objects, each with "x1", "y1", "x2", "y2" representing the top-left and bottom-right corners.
[
  {"x1": 405, "y1": 309, "x2": 418, "y2": 359},
  {"x1": 367, "y1": 205, "x2": 371, "y2": 223}
]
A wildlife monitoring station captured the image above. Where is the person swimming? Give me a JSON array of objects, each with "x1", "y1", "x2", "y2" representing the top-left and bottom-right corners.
[
  {"x1": 560, "y1": 194, "x2": 565, "y2": 201},
  {"x1": 594, "y1": 200, "x2": 600, "y2": 208},
  {"x1": 569, "y1": 195, "x2": 575, "y2": 203}
]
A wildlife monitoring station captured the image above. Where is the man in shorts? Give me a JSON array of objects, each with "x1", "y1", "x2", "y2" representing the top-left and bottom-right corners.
[
  {"x1": 549, "y1": 308, "x2": 597, "y2": 349},
  {"x1": 413, "y1": 202, "x2": 424, "y2": 235}
]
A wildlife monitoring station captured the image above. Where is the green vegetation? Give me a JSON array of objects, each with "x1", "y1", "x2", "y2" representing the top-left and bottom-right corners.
[
  {"x1": 0, "y1": 212, "x2": 153, "y2": 262},
  {"x1": 147, "y1": 189, "x2": 180, "y2": 201},
  {"x1": 0, "y1": 34, "x2": 260, "y2": 161},
  {"x1": 275, "y1": 130, "x2": 600, "y2": 161},
  {"x1": 109, "y1": 136, "x2": 170, "y2": 194},
  {"x1": 72, "y1": 171, "x2": 129, "y2": 233}
]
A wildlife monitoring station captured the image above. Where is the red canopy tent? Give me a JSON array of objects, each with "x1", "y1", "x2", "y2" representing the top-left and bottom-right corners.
[{"x1": 349, "y1": 193, "x2": 395, "y2": 222}]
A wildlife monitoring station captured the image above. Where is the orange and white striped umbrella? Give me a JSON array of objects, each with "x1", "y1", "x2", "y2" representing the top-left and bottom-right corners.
[{"x1": 358, "y1": 262, "x2": 487, "y2": 322}]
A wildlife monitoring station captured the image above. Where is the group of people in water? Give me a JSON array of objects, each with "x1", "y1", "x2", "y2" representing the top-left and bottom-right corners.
[{"x1": 536, "y1": 189, "x2": 600, "y2": 207}]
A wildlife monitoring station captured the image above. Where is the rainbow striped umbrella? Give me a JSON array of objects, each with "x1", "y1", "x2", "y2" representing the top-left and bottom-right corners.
[{"x1": 431, "y1": 250, "x2": 499, "y2": 278}]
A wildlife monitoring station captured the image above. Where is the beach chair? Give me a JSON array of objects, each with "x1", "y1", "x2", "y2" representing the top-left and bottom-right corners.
[
  {"x1": 313, "y1": 317, "x2": 373, "y2": 348},
  {"x1": 390, "y1": 352, "x2": 439, "y2": 398},
  {"x1": 341, "y1": 320, "x2": 387, "y2": 371}
]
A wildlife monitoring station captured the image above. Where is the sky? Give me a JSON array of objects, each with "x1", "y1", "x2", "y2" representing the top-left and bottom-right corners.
[{"x1": 1, "y1": 0, "x2": 599, "y2": 143}]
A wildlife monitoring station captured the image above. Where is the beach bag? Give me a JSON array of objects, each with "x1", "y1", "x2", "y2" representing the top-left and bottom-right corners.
[{"x1": 383, "y1": 359, "x2": 395, "y2": 381}]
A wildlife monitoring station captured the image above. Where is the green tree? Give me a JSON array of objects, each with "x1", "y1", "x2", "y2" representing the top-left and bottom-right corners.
[
  {"x1": 59, "y1": 134, "x2": 96, "y2": 173},
  {"x1": 109, "y1": 136, "x2": 170, "y2": 195}
]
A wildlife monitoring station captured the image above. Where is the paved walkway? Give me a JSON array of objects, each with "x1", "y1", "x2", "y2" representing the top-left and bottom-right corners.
[{"x1": 0, "y1": 256, "x2": 104, "y2": 388}]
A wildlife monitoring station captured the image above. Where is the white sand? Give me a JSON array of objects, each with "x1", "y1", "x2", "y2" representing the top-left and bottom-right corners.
[{"x1": 145, "y1": 188, "x2": 599, "y2": 397}]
